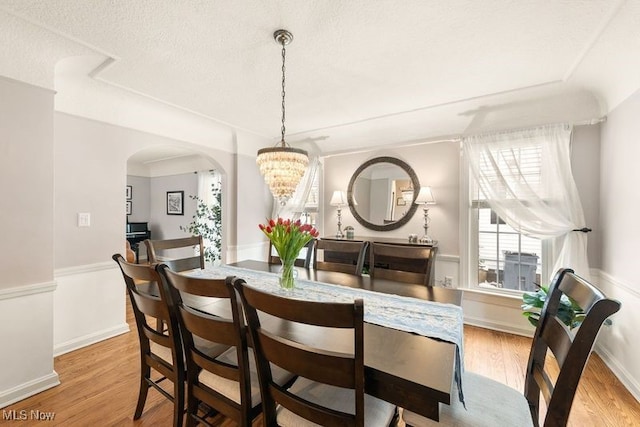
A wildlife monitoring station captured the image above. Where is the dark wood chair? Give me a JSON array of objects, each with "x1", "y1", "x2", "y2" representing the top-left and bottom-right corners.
[
  {"x1": 369, "y1": 243, "x2": 437, "y2": 286},
  {"x1": 156, "y1": 265, "x2": 294, "y2": 427},
  {"x1": 234, "y1": 278, "x2": 397, "y2": 427},
  {"x1": 313, "y1": 239, "x2": 368, "y2": 275},
  {"x1": 145, "y1": 236, "x2": 205, "y2": 271},
  {"x1": 402, "y1": 268, "x2": 621, "y2": 427},
  {"x1": 112, "y1": 254, "x2": 186, "y2": 427},
  {"x1": 268, "y1": 239, "x2": 314, "y2": 268}
]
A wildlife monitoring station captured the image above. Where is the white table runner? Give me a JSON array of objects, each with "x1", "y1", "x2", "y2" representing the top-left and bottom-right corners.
[{"x1": 189, "y1": 264, "x2": 465, "y2": 404}]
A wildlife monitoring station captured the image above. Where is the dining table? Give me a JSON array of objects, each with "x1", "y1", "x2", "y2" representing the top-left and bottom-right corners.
[{"x1": 186, "y1": 260, "x2": 465, "y2": 422}]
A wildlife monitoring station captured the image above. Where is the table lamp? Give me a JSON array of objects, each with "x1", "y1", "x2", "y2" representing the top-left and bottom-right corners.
[
  {"x1": 414, "y1": 186, "x2": 436, "y2": 243},
  {"x1": 329, "y1": 190, "x2": 348, "y2": 238}
]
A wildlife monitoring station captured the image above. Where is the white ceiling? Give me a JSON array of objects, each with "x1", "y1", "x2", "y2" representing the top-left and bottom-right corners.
[{"x1": 1, "y1": 0, "x2": 639, "y2": 157}]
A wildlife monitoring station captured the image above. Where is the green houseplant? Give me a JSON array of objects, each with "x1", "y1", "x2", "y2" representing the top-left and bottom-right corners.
[
  {"x1": 521, "y1": 286, "x2": 585, "y2": 329},
  {"x1": 180, "y1": 180, "x2": 222, "y2": 264}
]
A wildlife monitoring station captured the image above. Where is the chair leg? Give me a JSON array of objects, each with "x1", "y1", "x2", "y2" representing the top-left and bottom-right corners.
[
  {"x1": 185, "y1": 388, "x2": 199, "y2": 427},
  {"x1": 174, "y1": 377, "x2": 185, "y2": 427},
  {"x1": 134, "y1": 365, "x2": 151, "y2": 419}
]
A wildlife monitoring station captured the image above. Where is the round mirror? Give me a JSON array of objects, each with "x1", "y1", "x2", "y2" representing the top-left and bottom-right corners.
[{"x1": 347, "y1": 156, "x2": 420, "y2": 231}]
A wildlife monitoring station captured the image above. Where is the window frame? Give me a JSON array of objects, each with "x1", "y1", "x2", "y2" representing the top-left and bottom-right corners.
[{"x1": 459, "y1": 142, "x2": 551, "y2": 295}]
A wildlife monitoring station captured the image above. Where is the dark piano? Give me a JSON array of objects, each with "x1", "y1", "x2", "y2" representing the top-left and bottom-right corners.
[{"x1": 126, "y1": 222, "x2": 151, "y2": 263}]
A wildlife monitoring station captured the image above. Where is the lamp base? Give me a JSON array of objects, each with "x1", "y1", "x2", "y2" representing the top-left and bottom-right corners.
[
  {"x1": 419, "y1": 235, "x2": 433, "y2": 244},
  {"x1": 336, "y1": 230, "x2": 344, "y2": 238}
]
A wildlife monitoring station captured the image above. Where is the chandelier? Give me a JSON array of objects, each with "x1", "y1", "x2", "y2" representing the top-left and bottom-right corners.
[{"x1": 256, "y1": 29, "x2": 309, "y2": 204}]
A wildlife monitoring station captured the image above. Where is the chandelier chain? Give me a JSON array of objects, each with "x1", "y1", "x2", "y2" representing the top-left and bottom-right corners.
[{"x1": 280, "y1": 40, "x2": 286, "y2": 144}]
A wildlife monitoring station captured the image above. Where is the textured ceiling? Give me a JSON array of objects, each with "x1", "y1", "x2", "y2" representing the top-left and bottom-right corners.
[{"x1": 1, "y1": 0, "x2": 638, "y2": 156}]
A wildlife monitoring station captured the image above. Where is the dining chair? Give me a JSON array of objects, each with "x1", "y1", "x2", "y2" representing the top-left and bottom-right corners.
[
  {"x1": 369, "y1": 243, "x2": 437, "y2": 286},
  {"x1": 402, "y1": 268, "x2": 621, "y2": 427},
  {"x1": 234, "y1": 278, "x2": 397, "y2": 427},
  {"x1": 145, "y1": 236, "x2": 205, "y2": 271},
  {"x1": 112, "y1": 254, "x2": 187, "y2": 427},
  {"x1": 156, "y1": 265, "x2": 295, "y2": 427},
  {"x1": 313, "y1": 239, "x2": 368, "y2": 275},
  {"x1": 268, "y1": 238, "x2": 314, "y2": 268}
]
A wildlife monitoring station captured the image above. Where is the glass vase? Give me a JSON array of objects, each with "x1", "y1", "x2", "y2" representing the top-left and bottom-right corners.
[{"x1": 279, "y1": 258, "x2": 297, "y2": 291}]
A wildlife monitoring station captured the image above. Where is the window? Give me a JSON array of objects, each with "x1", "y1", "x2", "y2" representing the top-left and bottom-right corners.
[
  {"x1": 475, "y1": 207, "x2": 542, "y2": 291},
  {"x1": 464, "y1": 141, "x2": 547, "y2": 293}
]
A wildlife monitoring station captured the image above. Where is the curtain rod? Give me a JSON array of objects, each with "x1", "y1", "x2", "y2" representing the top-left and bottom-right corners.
[{"x1": 458, "y1": 116, "x2": 607, "y2": 141}]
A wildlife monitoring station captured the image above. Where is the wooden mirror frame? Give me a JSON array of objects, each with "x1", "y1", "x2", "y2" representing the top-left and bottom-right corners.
[{"x1": 347, "y1": 156, "x2": 420, "y2": 231}]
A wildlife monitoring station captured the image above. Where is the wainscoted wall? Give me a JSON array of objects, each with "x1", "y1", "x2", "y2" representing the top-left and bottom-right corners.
[
  {"x1": 0, "y1": 284, "x2": 59, "y2": 408},
  {"x1": 53, "y1": 263, "x2": 129, "y2": 357},
  {"x1": 593, "y1": 270, "x2": 640, "y2": 401}
]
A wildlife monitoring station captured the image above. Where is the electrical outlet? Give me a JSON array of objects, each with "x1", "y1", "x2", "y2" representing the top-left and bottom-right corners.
[
  {"x1": 444, "y1": 276, "x2": 453, "y2": 287},
  {"x1": 78, "y1": 212, "x2": 91, "y2": 227}
]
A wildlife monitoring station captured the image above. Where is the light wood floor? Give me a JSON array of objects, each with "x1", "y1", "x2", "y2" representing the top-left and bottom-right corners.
[{"x1": 5, "y1": 301, "x2": 640, "y2": 426}]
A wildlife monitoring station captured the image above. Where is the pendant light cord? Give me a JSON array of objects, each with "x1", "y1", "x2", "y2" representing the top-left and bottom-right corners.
[{"x1": 280, "y1": 40, "x2": 287, "y2": 146}]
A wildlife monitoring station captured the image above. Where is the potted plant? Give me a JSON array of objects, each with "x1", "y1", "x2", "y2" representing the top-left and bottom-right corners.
[
  {"x1": 180, "y1": 179, "x2": 222, "y2": 265},
  {"x1": 521, "y1": 286, "x2": 585, "y2": 329}
]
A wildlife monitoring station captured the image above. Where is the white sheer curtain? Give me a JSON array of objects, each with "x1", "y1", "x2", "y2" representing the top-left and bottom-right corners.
[
  {"x1": 272, "y1": 155, "x2": 320, "y2": 220},
  {"x1": 463, "y1": 124, "x2": 590, "y2": 280}
]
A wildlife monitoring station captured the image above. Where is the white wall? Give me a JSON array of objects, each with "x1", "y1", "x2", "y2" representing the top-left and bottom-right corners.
[
  {"x1": 149, "y1": 173, "x2": 198, "y2": 241},
  {"x1": 596, "y1": 89, "x2": 640, "y2": 400},
  {"x1": 0, "y1": 77, "x2": 58, "y2": 407},
  {"x1": 126, "y1": 175, "x2": 150, "y2": 223},
  {"x1": 232, "y1": 131, "x2": 274, "y2": 263},
  {"x1": 571, "y1": 124, "x2": 602, "y2": 268},
  {"x1": 323, "y1": 142, "x2": 461, "y2": 256}
]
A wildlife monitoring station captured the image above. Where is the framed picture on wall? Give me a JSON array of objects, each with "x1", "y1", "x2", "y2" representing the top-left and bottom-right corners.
[
  {"x1": 126, "y1": 185, "x2": 132, "y2": 200},
  {"x1": 167, "y1": 191, "x2": 184, "y2": 215},
  {"x1": 396, "y1": 197, "x2": 406, "y2": 206},
  {"x1": 126, "y1": 201, "x2": 132, "y2": 215}
]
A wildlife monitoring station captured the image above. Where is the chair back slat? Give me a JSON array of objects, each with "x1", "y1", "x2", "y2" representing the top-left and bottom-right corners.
[
  {"x1": 369, "y1": 242, "x2": 437, "y2": 285},
  {"x1": 130, "y1": 289, "x2": 169, "y2": 320},
  {"x1": 314, "y1": 239, "x2": 368, "y2": 276},
  {"x1": 179, "y1": 305, "x2": 239, "y2": 347},
  {"x1": 235, "y1": 278, "x2": 365, "y2": 427},
  {"x1": 259, "y1": 329, "x2": 356, "y2": 388},
  {"x1": 524, "y1": 268, "x2": 621, "y2": 427},
  {"x1": 145, "y1": 236, "x2": 205, "y2": 270},
  {"x1": 271, "y1": 385, "x2": 354, "y2": 427},
  {"x1": 539, "y1": 317, "x2": 573, "y2": 368}
]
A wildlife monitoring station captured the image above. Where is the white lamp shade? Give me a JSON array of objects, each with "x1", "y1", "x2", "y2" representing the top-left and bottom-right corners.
[
  {"x1": 415, "y1": 186, "x2": 436, "y2": 205},
  {"x1": 330, "y1": 190, "x2": 348, "y2": 206}
]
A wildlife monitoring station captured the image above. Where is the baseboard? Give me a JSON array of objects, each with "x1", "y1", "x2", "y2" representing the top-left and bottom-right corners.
[
  {"x1": 463, "y1": 316, "x2": 533, "y2": 338},
  {"x1": 0, "y1": 372, "x2": 60, "y2": 409},
  {"x1": 53, "y1": 323, "x2": 130, "y2": 357},
  {"x1": 595, "y1": 342, "x2": 640, "y2": 403}
]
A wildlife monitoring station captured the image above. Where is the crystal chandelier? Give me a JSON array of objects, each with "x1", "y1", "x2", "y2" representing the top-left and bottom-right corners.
[{"x1": 257, "y1": 29, "x2": 309, "y2": 204}]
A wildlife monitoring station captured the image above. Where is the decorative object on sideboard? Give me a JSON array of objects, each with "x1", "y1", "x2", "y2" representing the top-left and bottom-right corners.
[
  {"x1": 414, "y1": 186, "x2": 436, "y2": 243},
  {"x1": 344, "y1": 226, "x2": 355, "y2": 240},
  {"x1": 256, "y1": 29, "x2": 309, "y2": 205},
  {"x1": 330, "y1": 190, "x2": 349, "y2": 238}
]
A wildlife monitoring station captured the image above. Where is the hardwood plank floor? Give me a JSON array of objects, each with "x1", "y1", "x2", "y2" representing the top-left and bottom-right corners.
[{"x1": 5, "y1": 300, "x2": 639, "y2": 426}]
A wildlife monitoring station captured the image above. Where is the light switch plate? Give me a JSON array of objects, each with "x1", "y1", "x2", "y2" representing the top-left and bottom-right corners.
[{"x1": 78, "y1": 212, "x2": 91, "y2": 227}]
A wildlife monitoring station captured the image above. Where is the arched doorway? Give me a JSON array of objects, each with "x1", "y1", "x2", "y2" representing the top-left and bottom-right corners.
[{"x1": 126, "y1": 146, "x2": 226, "y2": 264}]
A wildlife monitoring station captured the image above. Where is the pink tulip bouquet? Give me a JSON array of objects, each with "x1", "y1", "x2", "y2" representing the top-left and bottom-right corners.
[{"x1": 259, "y1": 218, "x2": 319, "y2": 289}]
